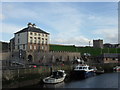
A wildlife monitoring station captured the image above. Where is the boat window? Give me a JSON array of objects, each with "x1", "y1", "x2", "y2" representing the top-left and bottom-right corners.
[
  {"x1": 83, "y1": 67, "x2": 87, "y2": 69},
  {"x1": 79, "y1": 67, "x2": 82, "y2": 69}
]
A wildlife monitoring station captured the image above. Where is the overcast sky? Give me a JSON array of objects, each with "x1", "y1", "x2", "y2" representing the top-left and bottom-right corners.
[{"x1": 0, "y1": 1, "x2": 118, "y2": 46}]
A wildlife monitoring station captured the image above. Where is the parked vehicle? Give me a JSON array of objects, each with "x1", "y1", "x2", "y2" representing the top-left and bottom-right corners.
[{"x1": 43, "y1": 70, "x2": 66, "y2": 84}]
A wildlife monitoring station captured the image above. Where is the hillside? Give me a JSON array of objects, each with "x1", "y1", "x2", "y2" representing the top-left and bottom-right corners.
[{"x1": 49, "y1": 44, "x2": 120, "y2": 56}]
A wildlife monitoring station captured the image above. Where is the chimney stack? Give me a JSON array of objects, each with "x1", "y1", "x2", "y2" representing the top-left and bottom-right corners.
[
  {"x1": 32, "y1": 23, "x2": 36, "y2": 27},
  {"x1": 28, "y1": 22, "x2": 33, "y2": 27}
]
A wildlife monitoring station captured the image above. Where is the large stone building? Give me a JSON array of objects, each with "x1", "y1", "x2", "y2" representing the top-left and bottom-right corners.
[
  {"x1": 10, "y1": 23, "x2": 50, "y2": 52},
  {"x1": 93, "y1": 39, "x2": 103, "y2": 48},
  {"x1": 7, "y1": 23, "x2": 81, "y2": 65}
]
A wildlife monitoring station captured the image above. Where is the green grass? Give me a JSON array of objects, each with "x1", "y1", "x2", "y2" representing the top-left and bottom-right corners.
[{"x1": 50, "y1": 44, "x2": 120, "y2": 56}]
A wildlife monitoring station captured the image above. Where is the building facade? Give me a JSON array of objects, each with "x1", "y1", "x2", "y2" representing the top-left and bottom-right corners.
[
  {"x1": 95, "y1": 53, "x2": 119, "y2": 64},
  {"x1": 93, "y1": 39, "x2": 103, "y2": 48},
  {"x1": 104, "y1": 43, "x2": 120, "y2": 48},
  {"x1": 11, "y1": 23, "x2": 50, "y2": 52}
]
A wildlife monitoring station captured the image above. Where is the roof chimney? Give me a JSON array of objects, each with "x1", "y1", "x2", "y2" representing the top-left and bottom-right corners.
[
  {"x1": 28, "y1": 22, "x2": 33, "y2": 27},
  {"x1": 32, "y1": 23, "x2": 36, "y2": 28}
]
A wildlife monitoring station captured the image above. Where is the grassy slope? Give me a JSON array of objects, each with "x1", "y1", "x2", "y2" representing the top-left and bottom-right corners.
[{"x1": 50, "y1": 44, "x2": 120, "y2": 56}]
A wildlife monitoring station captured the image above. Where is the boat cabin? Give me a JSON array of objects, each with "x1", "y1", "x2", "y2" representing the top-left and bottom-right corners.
[
  {"x1": 52, "y1": 70, "x2": 65, "y2": 78},
  {"x1": 74, "y1": 65, "x2": 93, "y2": 71}
]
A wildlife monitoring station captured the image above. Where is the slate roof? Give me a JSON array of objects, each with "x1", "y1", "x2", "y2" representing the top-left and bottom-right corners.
[{"x1": 15, "y1": 27, "x2": 49, "y2": 34}]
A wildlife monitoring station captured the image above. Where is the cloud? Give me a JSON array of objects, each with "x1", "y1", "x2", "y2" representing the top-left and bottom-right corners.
[
  {"x1": 51, "y1": 35, "x2": 91, "y2": 46},
  {"x1": 2, "y1": 2, "x2": 118, "y2": 45},
  {"x1": 93, "y1": 28, "x2": 118, "y2": 43},
  {"x1": 1, "y1": 23, "x2": 23, "y2": 34}
]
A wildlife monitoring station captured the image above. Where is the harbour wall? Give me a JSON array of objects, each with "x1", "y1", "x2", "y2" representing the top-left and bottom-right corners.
[
  {"x1": 2, "y1": 63, "x2": 117, "y2": 88},
  {"x1": 2, "y1": 65, "x2": 72, "y2": 88}
]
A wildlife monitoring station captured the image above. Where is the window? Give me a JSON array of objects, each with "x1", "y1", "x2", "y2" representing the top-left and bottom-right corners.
[
  {"x1": 18, "y1": 39, "x2": 19, "y2": 43},
  {"x1": 34, "y1": 46, "x2": 36, "y2": 49},
  {"x1": 46, "y1": 34, "x2": 47, "y2": 37},
  {"x1": 42, "y1": 34, "x2": 44, "y2": 37},
  {"x1": 34, "y1": 37, "x2": 37, "y2": 44},
  {"x1": 34, "y1": 33, "x2": 37, "y2": 36},
  {"x1": 34, "y1": 40, "x2": 37, "y2": 44},
  {"x1": 38, "y1": 33, "x2": 40, "y2": 36},
  {"x1": 41, "y1": 46, "x2": 44, "y2": 50},
  {"x1": 30, "y1": 40, "x2": 32, "y2": 43},
  {"x1": 38, "y1": 46, "x2": 40, "y2": 49},
  {"x1": 30, "y1": 32, "x2": 32, "y2": 35},
  {"x1": 18, "y1": 45, "x2": 19, "y2": 49},
  {"x1": 113, "y1": 58, "x2": 115, "y2": 60},
  {"x1": 83, "y1": 67, "x2": 87, "y2": 69},
  {"x1": 18, "y1": 33, "x2": 20, "y2": 36},
  {"x1": 42, "y1": 41, "x2": 44, "y2": 45},
  {"x1": 46, "y1": 41, "x2": 47, "y2": 45},
  {"x1": 38, "y1": 40, "x2": 40, "y2": 44},
  {"x1": 79, "y1": 67, "x2": 82, "y2": 69},
  {"x1": 30, "y1": 45, "x2": 32, "y2": 50},
  {"x1": 23, "y1": 44, "x2": 25, "y2": 49},
  {"x1": 30, "y1": 37, "x2": 32, "y2": 43}
]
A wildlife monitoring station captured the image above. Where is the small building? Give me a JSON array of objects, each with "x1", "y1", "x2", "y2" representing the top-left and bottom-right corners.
[
  {"x1": 104, "y1": 43, "x2": 120, "y2": 48},
  {"x1": 0, "y1": 41, "x2": 10, "y2": 52},
  {"x1": 93, "y1": 39, "x2": 103, "y2": 48},
  {"x1": 96, "y1": 53, "x2": 119, "y2": 64},
  {"x1": 10, "y1": 38, "x2": 15, "y2": 52}
]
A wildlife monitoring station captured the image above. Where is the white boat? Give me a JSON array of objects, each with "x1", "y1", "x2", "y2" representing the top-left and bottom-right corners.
[
  {"x1": 113, "y1": 66, "x2": 120, "y2": 72},
  {"x1": 43, "y1": 70, "x2": 66, "y2": 84},
  {"x1": 43, "y1": 81, "x2": 65, "y2": 88},
  {"x1": 72, "y1": 64, "x2": 95, "y2": 79}
]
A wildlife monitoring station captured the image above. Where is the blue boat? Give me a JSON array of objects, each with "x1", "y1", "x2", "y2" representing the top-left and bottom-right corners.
[{"x1": 72, "y1": 64, "x2": 95, "y2": 79}]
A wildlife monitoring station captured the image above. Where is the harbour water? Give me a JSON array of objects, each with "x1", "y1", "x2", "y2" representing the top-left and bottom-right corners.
[{"x1": 27, "y1": 72, "x2": 119, "y2": 88}]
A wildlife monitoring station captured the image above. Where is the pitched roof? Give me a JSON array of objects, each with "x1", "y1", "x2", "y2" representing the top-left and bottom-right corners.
[{"x1": 15, "y1": 27, "x2": 49, "y2": 34}]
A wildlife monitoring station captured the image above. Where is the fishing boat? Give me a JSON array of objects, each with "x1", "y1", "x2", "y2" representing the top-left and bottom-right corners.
[
  {"x1": 43, "y1": 70, "x2": 66, "y2": 84},
  {"x1": 72, "y1": 64, "x2": 95, "y2": 79}
]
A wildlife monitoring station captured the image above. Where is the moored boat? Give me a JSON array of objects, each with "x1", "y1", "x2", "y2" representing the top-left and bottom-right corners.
[
  {"x1": 71, "y1": 64, "x2": 95, "y2": 79},
  {"x1": 113, "y1": 66, "x2": 120, "y2": 72},
  {"x1": 43, "y1": 70, "x2": 66, "y2": 84}
]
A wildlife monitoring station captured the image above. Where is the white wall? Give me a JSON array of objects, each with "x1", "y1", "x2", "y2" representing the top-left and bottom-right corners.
[
  {"x1": 28, "y1": 32, "x2": 49, "y2": 44},
  {"x1": 15, "y1": 32, "x2": 27, "y2": 50}
]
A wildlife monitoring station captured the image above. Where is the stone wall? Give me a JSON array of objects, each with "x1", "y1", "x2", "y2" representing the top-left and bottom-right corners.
[
  {"x1": 27, "y1": 51, "x2": 81, "y2": 64},
  {"x1": 1, "y1": 51, "x2": 81, "y2": 65},
  {"x1": 33, "y1": 51, "x2": 81, "y2": 64}
]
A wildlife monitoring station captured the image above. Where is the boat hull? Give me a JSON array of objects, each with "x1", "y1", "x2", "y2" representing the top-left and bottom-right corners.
[
  {"x1": 43, "y1": 76, "x2": 66, "y2": 84},
  {"x1": 71, "y1": 70, "x2": 95, "y2": 79}
]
